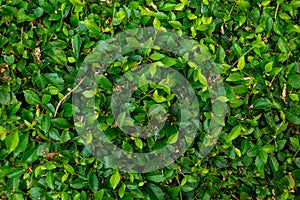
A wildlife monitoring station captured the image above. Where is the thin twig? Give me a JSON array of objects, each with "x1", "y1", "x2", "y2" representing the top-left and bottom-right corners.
[
  {"x1": 275, "y1": 3, "x2": 280, "y2": 20},
  {"x1": 54, "y1": 78, "x2": 85, "y2": 118}
]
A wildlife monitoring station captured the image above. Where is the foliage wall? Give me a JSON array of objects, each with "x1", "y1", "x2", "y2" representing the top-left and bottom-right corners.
[{"x1": 0, "y1": 0, "x2": 299, "y2": 199}]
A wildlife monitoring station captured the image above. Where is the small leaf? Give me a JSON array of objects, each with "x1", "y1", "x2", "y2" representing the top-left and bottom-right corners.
[
  {"x1": 135, "y1": 138, "x2": 143, "y2": 149},
  {"x1": 4, "y1": 55, "x2": 15, "y2": 65},
  {"x1": 262, "y1": 144, "x2": 276, "y2": 153},
  {"x1": 153, "y1": 90, "x2": 166, "y2": 103},
  {"x1": 226, "y1": 125, "x2": 242, "y2": 143},
  {"x1": 39, "y1": 116, "x2": 50, "y2": 132},
  {"x1": 269, "y1": 155, "x2": 279, "y2": 172},
  {"x1": 150, "y1": 52, "x2": 165, "y2": 61},
  {"x1": 226, "y1": 73, "x2": 243, "y2": 82},
  {"x1": 110, "y1": 171, "x2": 120, "y2": 189},
  {"x1": 168, "y1": 21, "x2": 183, "y2": 29},
  {"x1": 290, "y1": 137, "x2": 300, "y2": 149},
  {"x1": 278, "y1": 37, "x2": 289, "y2": 53},
  {"x1": 286, "y1": 108, "x2": 300, "y2": 125},
  {"x1": 52, "y1": 118, "x2": 72, "y2": 129},
  {"x1": 234, "y1": 147, "x2": 242, "y2": 157},
  {"x1": 46, "y1": 171, "x2": 54, "y2": 190},
  {"x1": 237, "y1": 56, "x2": 245, "y2": 70},
  {"x1": 6, "y1": 131, "x2": 19, "y2": 154},
  {"x1": 259, "y1": 150, "x2": 268, "y2": 163},
  {"x1": 89, "y1": 173, "x2": 99, "y2": 193},
  {"x1": 253, "y1": 98, "x2": 271, "y2": 110},
  {"x1": 167, "y1": 133, "x2": 178, "y2": 144},
  {"x1": 23, "y1": 90, "x2": 41, "y2": 105},
  {"x1": 265, "y1": 61, "x2": 273, "y2": 73},
  {"x1": 85, "y1": 20, "x2": 100, "y2": 33}
]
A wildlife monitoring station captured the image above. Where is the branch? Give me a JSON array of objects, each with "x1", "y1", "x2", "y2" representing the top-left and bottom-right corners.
[{"x1": 54, "y1": 78, "x2": 85, "y2": 118}]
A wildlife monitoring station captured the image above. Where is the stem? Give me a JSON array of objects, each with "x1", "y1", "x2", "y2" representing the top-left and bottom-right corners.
[
  {"x1": 231, "y1": 47, "x2": 254, "y2": 67},
  {"x1": 293, "y1": 149, "x2": 300, "y2": 159},
  {"x1": 54, "y1": 78, "x2": 85, "y2": 118},
  {"x1": 275, "y1": 3, "x2": 280, "y2": 20}
]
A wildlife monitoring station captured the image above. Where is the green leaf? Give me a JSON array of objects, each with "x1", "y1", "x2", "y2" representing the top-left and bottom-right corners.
[
  {"x1": 45, "y1": 47, "x2": 68, "y2": 66},
  {"x1": 289, "y1": 93, "x2": 299, "y2": 101},
  {"x1": 22, "y1": 146, "x2": 39, "y2": 164},
  {"x1": 0, "y1": 90, "x2": 11, "y2": 105},
  {"x1": 126, "y1": 37, "x2": 140, "y2": 48},
  {"x1": 153, "y1": 90, "x2": 166, "y2": 103},
  {"x1": 269, "y1": 155, "x2": 279, "y2": 172},
  {"x1": 118, "y1": 183, "x2": 126, "y2": 198},
  {"x1": 39, "y1": 116, "x2": 50, "y2": 132},
  {"x1": 265, "y1": 61, "x2": 273, "y2": 73},
  {"x1": 288, "y1": 74, "x2": 300, "y2": 89},
  {"x1": 226, "y1": 73, "x2": 243, "y2": 82},
  {"x1": 72, "y1": 34, "x2": 81, "y2": 59},
  {"x1": 0, "y1": 126, "x2": 7, "y2": 140},
  {"x1": 286, "y1": 108, "x2": 300, "y2": 125},
  {"x1": 259, "y1": 150, "x2": 268, "y2": 163},
  {"x1": 64, "y1": 164, "x2": 75, "y2": 174},
  {"x1": 147, "y1": 183, "x2": 164, "y2": 200},
  {"x1": 23, "y1": 90, "x2": 41, "y2": 105},
  {"x1": 146, "y1": 174, "x2": 166, "y2": 183},
  {"x1": 150, "y1": 52, "x2": 165, "y2": 61},
  {"x1": 167, "y1": 133, "x2": 179, "y2": 144},
  {"x1": 89, "y1": 173, "x2": 99, "y2": 193},
  {"x1": 290, "y1": 137, "x2": 300, "y2": 149},
  {"x1": 4, "y1": 55, "x2": 15, "y2": 65},
  {"x1": 49, "y1": 13, "x2": 61, "y2": 21},
  {"x1": 46, "y1": 171, "x2": 54, "y2": 190},
  {"x1": 226, "y1": 125, "x2": 242, "y2": 143},
  {"x1": 61, "y1": 192, "x2": 71, "y2": 200},
  {"x1": 168, "y1": 21, "x2": 183, "y2": 29},
  {"x1": 8, "y1": 101, "x2": 21, "y2": 115},
  {"x1": 110, "y1": 171, "x2": 120, "y2": 189},
  {"x1": 237, "y1": 56, "x2": 245, "y2": 70},
  {"x1": 85, "y1": 20, "x2": 100, "y2": 33},
  {"x1": 51, "y1": 118, "x2": 72, "y2": 128},
  {"x1": 82, "y1": 90, "x2": 95, "y2": 98},
  {"x1": 98, "y1": 75, "x2": 112, "y2": 89},
  {"x1": 277, "y1": 37, "x2": 289, "y2": 53},
  {"x1": 262, "y1": 144, "x2": 276, "y2": 153},
  {"x1": 253, "y1": 98, "x2": 271, "y2": 110},
  {"x1": 33, "y1": 7, "x2": 44, "y2": 18},
  {"x1": 6, "y1": 131, "x2": 19, "y2": 154},
  {"x1": 14, "y1": 133, "x2": 29, "y2": 156},
  {"x1": 135, "y1": 138, "x2": 143, "y2": 149}
]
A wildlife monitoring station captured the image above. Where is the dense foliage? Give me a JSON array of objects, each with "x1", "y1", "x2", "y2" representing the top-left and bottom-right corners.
[{"x1": 0, "y1": 0, "x2": 299, "y2": 199}]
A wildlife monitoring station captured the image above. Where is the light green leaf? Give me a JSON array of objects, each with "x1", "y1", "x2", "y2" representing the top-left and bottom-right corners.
[
  {"x1": 226, "y1": 125, "x2": 242, "y2": 143},
  {"x1": 237, "y1": 56, "x2": 245, "y2": 70},
  {"x1": 265, "y1": 61, "x2": 273, "y2": 73},
  {"x1": 290, "y1": 137, "x2": 300, "y2": 149},
  {"x1": 110, "y1": 171, "x2": 120, "y2": 189},
  {"x1": 6, "y1": 131, "x2": 19, "y2": 154},
  {"x1": 46, "y1": 171, "x2": 54, "y2": 190},
  {"x1": 167, "y1": 133, "x2": 178, "y2": 144},
  {"x1": 135, "y1": 138, "x2": 143, "y2": 149}
]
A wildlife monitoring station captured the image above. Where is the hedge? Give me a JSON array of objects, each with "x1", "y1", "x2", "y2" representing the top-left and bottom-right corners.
[{"x1": 0, "y1": 0, "x2": 299, "y2": 199}]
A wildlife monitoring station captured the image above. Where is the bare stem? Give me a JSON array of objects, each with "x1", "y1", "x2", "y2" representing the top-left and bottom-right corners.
[{"x1": 54, "y1": 78, "x2": 85, "y2": 118}]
